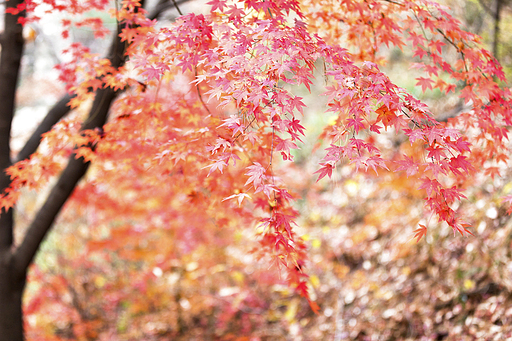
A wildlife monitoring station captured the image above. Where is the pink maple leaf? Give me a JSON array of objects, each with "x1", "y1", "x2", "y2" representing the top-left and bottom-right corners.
[
  {"x1": 314, "y1": 163, "x2": 334, "y2": 182},
  {"x1": 395, "y1": 155, "x2": 419, "y2": 177},
  {"x1": 416, "y1": 77, "x2": 435, "y2": 92},
  {"x1": 289, "y1": 96, "x2": 306, "y2": 115},
  {"x1": 207, "y1": 0, "x2": 227, "y2": 12}
]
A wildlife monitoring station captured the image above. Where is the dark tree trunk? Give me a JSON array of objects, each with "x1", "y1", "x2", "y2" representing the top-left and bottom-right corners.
[
  {"x1": 0, "y1": 257, "x2": 26, "y2": 341},
  {"x1": 0, "y1": 0, "x2": 26, "y2": 339}
]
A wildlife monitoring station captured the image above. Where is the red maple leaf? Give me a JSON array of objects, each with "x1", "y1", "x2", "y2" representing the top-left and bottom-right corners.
[{"x1": 412, "y1": 224, "x2": 428, "y2": 242}]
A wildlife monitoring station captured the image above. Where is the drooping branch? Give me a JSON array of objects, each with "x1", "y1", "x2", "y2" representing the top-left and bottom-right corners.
[{"x1": 0, "y1": 0, "x2": 25, "y2": 252}]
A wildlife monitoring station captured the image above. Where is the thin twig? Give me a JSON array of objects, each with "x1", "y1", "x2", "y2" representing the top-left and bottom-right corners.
[
  {"x1": 172, "y1": 0, "x2": 183, "y2": 15},
  {"x1": 380, "y1": 0, "x2": 405, "y2": 6},
  {"x1": 194, "y1": 66, "x2": 211, "y2": 116}
]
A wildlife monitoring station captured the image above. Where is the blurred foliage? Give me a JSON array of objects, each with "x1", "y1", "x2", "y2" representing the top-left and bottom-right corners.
[{"x1": 446, "y1": 0, "x2": 512, "y2": 80}]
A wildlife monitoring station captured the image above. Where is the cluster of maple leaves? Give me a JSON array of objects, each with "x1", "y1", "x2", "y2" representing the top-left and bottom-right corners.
[
  {"x1": 2, "y1": 0, "x2": 512, "y2": 337},
  {"x1": 115, "y1": 0, "x2": 510, "y2": 298}
]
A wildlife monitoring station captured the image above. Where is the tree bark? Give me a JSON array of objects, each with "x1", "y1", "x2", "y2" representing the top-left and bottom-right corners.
[
  {"x1": 0, "y1": 255, "x2": 26, "y2": 341},
  {"x1": 0, "y1": 0, "x2": 26, "y2": 339}
]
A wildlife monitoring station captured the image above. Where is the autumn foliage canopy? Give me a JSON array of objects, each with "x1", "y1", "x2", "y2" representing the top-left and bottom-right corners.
[{"x1": 2, "y1": 0, "x2": 512, "y2": 338}]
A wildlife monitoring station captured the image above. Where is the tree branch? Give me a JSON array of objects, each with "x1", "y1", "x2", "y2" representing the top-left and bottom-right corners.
[
  {"x1": 13, "y1": 87, "x2": 116, "y2": 275},
  {"x1": 15, "y1": 93, "x2": 74, "y2": 162},
  {"x1": 148, "y1": 0, "x2": 191, "y2": 20},
  {"x1": 13, "y1": 0, "x2": 146, "y2": 276},
  {"x1": 14, "y1": 0, "x2": 184, "y2": 163}
]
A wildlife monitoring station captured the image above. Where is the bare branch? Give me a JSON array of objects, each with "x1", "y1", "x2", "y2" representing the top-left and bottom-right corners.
[
  {"x1": 148, "y1": 0, "x2": 192, "y2": 20},
  {"x1": 172, "y1": 0, "x2": 184, "y2": 15}
]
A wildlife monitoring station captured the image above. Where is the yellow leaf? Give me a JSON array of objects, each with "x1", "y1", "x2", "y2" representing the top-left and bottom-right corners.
[
  {"x1": 310, "y1": 275, "x2": 320, "y2": 288},
  {"x1": 284, "y1": 298, "x2": 299, "y2": 322},
  {"x1": 94, "y1": 276, "x2": 106, "y2": 288},
  {"x1": 231, "y1": 271, "x2": 244, "y2": 284},
  {"x1": 311, "y1": 239, "x2": 321, "y2": 249},
  {"x1": 464, "y1": 279, "x2": 475, "y2": 290}
]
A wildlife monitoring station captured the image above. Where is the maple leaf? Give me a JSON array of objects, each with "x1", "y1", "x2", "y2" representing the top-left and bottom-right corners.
[
  {"x1": 203, "y1": 159, "x2": 228, "y2": 176},
  {"x1": 403, "y1": 128, "x2": 424, "y2": 144},
  {"x1": 418, "y1": 177, "x2": 441, "y2": 197},
  {"x1": 376, "y1": 105, "x2": 397, "y2": 128},
  {"x1": 395, "y1": 155, "x2": 419, "y2": 177},
  {"x1": 365, "y1": 156, "x2": 389, "y2": 175},
  {"x1": 288, "y1": 118, "x2": 306, "y2": 136},
  {"x1": 448, "y1": 155, "x2": 473, "y2": 175},
  {"x1": 222, "y1": 193, "x2": 251, "y2": 207},
  {"x1": 450, "y1": 219, "x2": 474, "y2": 237},
  {"x1": 141, "y1": 66, "x2": 162, "y2": 81},
  {"x1": 218, "y1": 115, "x2": 244, "y2": 136},
  {"x1": 413, "y1": 46, "x2": 429, "y2": 59},
  {"x1": 207, "y1": 0, "x2": 227, "y2": 12},
  {"x1": 408, "y1": 31, "x2": 426, "y2": 47},
  {"x1": 226, "y1": 4, "x2": 244, "y2": 20},
  {"x1": 314, "y1": 162, "x2": 334, "y2": 182},
  {"x1": 346, "y1": 116, "x2": 365, "y2": 132},
  {"x1": 350, "y1": 156, "x2": 366, "y2": 172},
  {"x1": 369, "y1": 123, "x2": 382, "y2": 133},
  {"x1": 243, "y1": 131, "x2": 259, "y2": 145},
  {"x1": 289, "y1": 96, "x2": 306, "y2": 115},
  {"x1": 426, "y1": 145, "x2": 445, "y2": 161},
  {"x1": 275, "y1": 138, "x2": 298, "y2": 154},
  {"x1": 416, "y1": 77, "x2": 435, "y2": 92},
  {"x1": 295, "y1": 280, "x2": 310, "y2": 299},
  {"x1": 244, "y1": 162, "x2": 266, "y2": 189},
  {"x1": 307, "y1": 299, "x2": 321, "y2": 315},
  {"x1": 205, "y1": 87, "x2": 224, "y2": 102},
  {"x1": 428, "y1": 39, "x2": 445, "y2": 54},
  {"x1": 412, "y1": 224, "x2": 428, "y2": 242},
  {"x1": 440, "y1": 186, "x2": 467, "y2": 204},
  {"x1": 502, "y1": 195, "x2": 512, "y2": 214}
]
